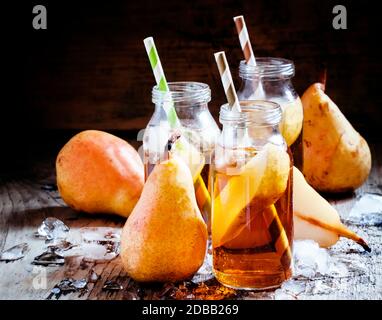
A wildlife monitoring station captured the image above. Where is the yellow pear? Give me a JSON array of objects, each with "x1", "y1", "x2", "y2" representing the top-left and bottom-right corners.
[
  {"x1": 293, "y1": 166, "x2": 370, "y2": 251},
  {"x1": 280, "y1": 98, "x2": 304, "y2": 147},
  {"x1": 301, "y1": 82, "x2": 371, "y2": 193},
  {"x1": 120, "y1": 157, "x2": 208, "y2": 282}
]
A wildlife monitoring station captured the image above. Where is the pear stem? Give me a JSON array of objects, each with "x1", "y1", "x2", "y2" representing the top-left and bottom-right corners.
[
  {"x1": 297, "y1": 214, "x2": 371, "y2": 252},
  {"x1": 319, "y1": 68, "x2": 327, "y2": 91},
  {"x1": 166, "y1": 131, "x2": 182, "y2": 159}
]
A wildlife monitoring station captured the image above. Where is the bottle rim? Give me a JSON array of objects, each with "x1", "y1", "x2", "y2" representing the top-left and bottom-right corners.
[
  {"x1": 239, "y1": 57, "x2": 295, "y2": 80},
  {"x1": 152, "y1": 81, "x2": 211, "y2": 104},
  {"x1": 219, "y1": 100, "x2": 282, "y2": 126}
]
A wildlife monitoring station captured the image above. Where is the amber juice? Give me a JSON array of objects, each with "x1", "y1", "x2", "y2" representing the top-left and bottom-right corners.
[{"x1": 211, "y1": 150, "x2": 293, "y2": 290}]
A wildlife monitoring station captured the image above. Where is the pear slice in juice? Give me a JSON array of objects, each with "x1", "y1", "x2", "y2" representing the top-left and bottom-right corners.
[{"x1": 212, "y1": 143, "x2": 290, "y2": 248}]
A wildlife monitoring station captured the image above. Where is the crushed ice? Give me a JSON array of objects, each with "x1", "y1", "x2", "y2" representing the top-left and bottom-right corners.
[
  {"x1": 0, "y1": 243, "x2": 28, "y2": 262},
  {"x1": 36, "y1": 217, "x2": 70, "y2": 242},
  {"x1": 292, "y1": 240, "x2": 349, "y2": 278},
  {"x1": 34, "y1": 218, "x2": 121, "y2": 264},
  {"x1": 192, "y1": 252, "x2": 214, "y2": 283},
  {"x1": 346, "y1": 193, "x2": 382, "y2": 226},
  {"x1": 274, "y1": 280, "x2": 306, "y2": 300},
  {"x1": 275, "y1": 240, "x2": 355, "y2": 299}
]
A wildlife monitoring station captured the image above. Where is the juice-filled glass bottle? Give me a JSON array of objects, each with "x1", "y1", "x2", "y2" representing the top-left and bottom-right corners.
[
  {"x1": 143, "y1": 82, "x2": 220, "y2": 228},
  {"x1": 211, "y1": 100, "x2": 293, "y2": 290},
  {"x1": 237, "y1": 58, "x2": 303, "y2": 169}
]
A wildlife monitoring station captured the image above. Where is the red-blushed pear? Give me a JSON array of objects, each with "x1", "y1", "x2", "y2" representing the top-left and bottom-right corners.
[
  {"x1": 120, "y1": 157, "x2": 208, "y2": 282},
  {"x1": 301, "y1": 81, "x2": 371, "y2": 193},
  {"x1": 293, "y1": 166, "x2": 370, "y2": 251},
  {"x1": 56, "y1": 130, "x2": 144, "y2": 218}
]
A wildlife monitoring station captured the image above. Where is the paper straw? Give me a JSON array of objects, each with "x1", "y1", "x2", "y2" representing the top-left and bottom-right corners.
[
  {"x1": 234, "y1": 16, "x2": 265, "y2": 106},
  {"x1": 214, "y1": 51, "x2": 241, "y2": 112},
  {"x1": 234, "y1": 15, "x2": 256, "y2": 65},
  {"x1": 143, "y1": 37, "x2": 179, "y2": 128}
]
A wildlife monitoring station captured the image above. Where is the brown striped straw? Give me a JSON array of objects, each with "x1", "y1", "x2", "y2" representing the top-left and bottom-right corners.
[
  {"x1": 214, "y1": 51, "x2": 241, "y2": 112},
  {"x1": 234, "y1": 15, "x2": 256, "y2": 65}
]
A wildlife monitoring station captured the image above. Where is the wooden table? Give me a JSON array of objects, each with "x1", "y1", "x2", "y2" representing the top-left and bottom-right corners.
[{"x1": 0, "y1": 139, "x2": 381, "y2": 300}]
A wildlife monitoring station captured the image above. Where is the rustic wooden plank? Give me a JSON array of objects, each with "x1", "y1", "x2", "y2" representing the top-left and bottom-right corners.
[{"x1": 0, "y1": 142, "x2": 381, "y2": 300}]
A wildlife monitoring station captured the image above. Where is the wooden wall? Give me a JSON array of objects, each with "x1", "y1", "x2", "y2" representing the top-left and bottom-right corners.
[{"x1": 6, "y1": 0, "x2": 382, "y2": 141}]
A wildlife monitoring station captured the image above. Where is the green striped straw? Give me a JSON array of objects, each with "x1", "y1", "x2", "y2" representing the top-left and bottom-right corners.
[
  {"x1": 143, "y1": 36, "x2": 212, "y2": 225},
  {"x1": 143, "y1": 37, "x2": 179, "y2": 128}
]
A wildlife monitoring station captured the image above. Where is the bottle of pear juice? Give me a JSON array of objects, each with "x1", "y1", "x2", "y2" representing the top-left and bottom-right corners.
[
  {"x1": 237, "y1": 58, "x2": 303, "y2": 169},
  {"x1": 143, "y1": 82, "x2": 220, "y2": 227},
  {"x1": 211, "y1": 101, "x2": 293, "y2": 290}
]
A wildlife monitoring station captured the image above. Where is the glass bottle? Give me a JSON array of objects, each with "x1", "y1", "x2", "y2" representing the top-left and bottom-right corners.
[
  {"x1": 211, "y1": 100, "x2": 293, "y2": 290},
  {"x1": 143, "y1": 82, "x2": 220, "y2": 228},
  {"x1": 237, "y1": 57, "x2": 303, "y2": 168}
]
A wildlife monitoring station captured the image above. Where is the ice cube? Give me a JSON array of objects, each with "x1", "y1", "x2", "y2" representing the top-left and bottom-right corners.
[
  {"x1": 346, "y1": 193, "x2": 382, "y2": 226},
  {"x1": 36, "y1": 217, "x2": 69, "y2": 241},
  {"x1": 47, "y1": 240, "x2": 76, "y2": 253},
  {"x1": 78, "y1": 227, "x2": 121, "y2": 262},
  {"x1": 87, "y1": 269, "x2": 99, "y2": 283},
  {"x1": 48, "y1": 278, "x2": 88, "y2": 299},
  {"x1": 102, "y1": 280, "x2": 123, "y2": 291},
  {"x1": 32, "y1": 247, "x2": 65, "y2": 266},
  {"x1": 72, "y1": 279, "x2": 87, "y2": 289},
  {"x1": 0, "y1": 243, "x2": 28, "y2": 262},
  {"x1": 80, "y1": 227, "x2": 120, "y2": 243}
]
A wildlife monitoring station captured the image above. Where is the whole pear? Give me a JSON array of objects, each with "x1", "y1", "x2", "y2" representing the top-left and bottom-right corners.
[
  {"x1": 120, "y1": 157, "x2": 208, "y2": 282},
  {"x1": 302, "y1": 82, "x2": 371, "y2": 192},
  {"x1": 56, "y1": 130, "x2": 144, "y2": 217}
]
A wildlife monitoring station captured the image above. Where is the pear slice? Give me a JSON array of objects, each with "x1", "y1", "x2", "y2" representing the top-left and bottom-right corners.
[
  {"x1": 293, "y1": 166, "x2": 370, "y2": 251},
  {"x1": 222, "y1": 205, "x2": 273, "y2": 249},
  {"x1": 212, "y1": 143, "x2": 290, "y2": 248},
  {"x1": 301, "y1": 82, "x2": 371, "y2": 192}
]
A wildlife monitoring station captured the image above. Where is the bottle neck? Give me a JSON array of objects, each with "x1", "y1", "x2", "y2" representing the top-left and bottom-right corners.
[
  {"x1": 152, "y1": 81, "x2": 211, "y2": 124},
  {"x1": 238, "y1": 58, "x2": 298, "y2": 102},
  {"x1": 152, "y1": 82, "x2": 211, "y2": 106},
  {"x1": 219, "y1": 101, "x2": 286, "y2": 150},
  {"x1": 239, "y1": 57, "x2": 295, "y2": 81}
]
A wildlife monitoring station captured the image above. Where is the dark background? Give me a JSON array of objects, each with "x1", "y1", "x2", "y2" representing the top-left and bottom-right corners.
[{"x1": 2, "y1": 0, "x2": 381, "y2": 169}]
